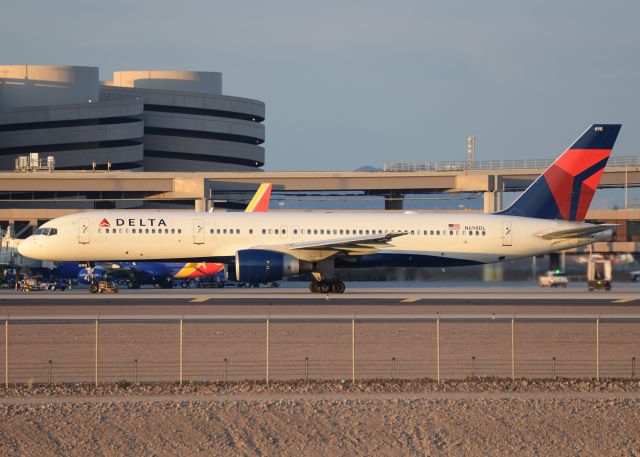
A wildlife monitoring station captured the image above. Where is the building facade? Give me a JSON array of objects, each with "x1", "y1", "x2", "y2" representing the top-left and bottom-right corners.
[{"x1": 0, "y1": 65, "x2": 265, "y2": 172}]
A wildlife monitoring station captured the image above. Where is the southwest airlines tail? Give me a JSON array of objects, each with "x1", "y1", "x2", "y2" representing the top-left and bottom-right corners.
[
  {"x1": 498, "y1": 124, "x2": 621, "y2": 221},
  {"x1": 245, "y1": 183, "x2": 272, "y2": 212}
]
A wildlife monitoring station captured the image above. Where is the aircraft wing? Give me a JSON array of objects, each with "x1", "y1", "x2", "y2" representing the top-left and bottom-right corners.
[
  {"x1": 253, "y1": 232, "x2": 407, "y2": 258},
  {"x1": 534, "y1": 224, "x2": 616, "y2": 240}
]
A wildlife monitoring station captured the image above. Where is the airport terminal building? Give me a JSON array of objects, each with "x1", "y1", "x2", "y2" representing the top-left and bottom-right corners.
[{"x1": 0, "y1": 65, "x2": 265, "y2": 172}]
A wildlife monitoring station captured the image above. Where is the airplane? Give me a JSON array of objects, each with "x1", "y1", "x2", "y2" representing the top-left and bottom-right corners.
[{"x1": 18, "y1": 125, "x2": 620, "y2": 293}]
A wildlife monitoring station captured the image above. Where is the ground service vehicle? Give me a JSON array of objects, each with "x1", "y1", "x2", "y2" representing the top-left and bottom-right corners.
[
  {"x1": 538, "y1": 270, "x2": 568, "y2": 288},
  {"x1": 89, "y1": 280, "x2": 119, "y2": 293},
  {"x1": 588, "y1": 256, "x2": 612, "y2": 291}
]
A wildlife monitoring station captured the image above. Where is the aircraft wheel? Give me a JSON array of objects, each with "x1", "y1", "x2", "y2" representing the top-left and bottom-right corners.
[
  {"x1": 309, "y1": 282, "x2": 320, "y2": 293},
  {"x1": 181, "y1": 282, "x2": 189, "y2": 288},
  {"x1": 331, "y1": 281, "x2": 346, "y2": 294},
  {"x1": 89, "y1": 284, "x2": 99, "y2": 294},
  {"x1": 319, "y1": 281, "x2": 331, "y2": 294}
]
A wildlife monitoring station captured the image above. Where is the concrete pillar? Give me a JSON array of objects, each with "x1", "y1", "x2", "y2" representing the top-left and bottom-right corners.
[
  {"x1": 194, "y1": 198, "x2": 206, "y2": 212},
  {"x1": 483, "y1": 263, "x2": 504, "y2": 281},
  {"x1": 483, "y1": 192, "x2": 496, "y2": 213},
  {"x1": 384, "y1": 194, "x2": 404, "y2": 211}
]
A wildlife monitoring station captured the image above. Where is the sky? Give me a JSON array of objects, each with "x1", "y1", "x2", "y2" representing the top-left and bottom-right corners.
[{"x1": 1, "y1": 0, "x2": 638, "y2": 171}]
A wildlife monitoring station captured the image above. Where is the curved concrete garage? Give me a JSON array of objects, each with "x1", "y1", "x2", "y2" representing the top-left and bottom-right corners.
[
  {"x1": 0, "y1": 65, "x2": 144, "y2": 170},
  {"x1": 103, "y1": 71, "x2": 265, "y2": 172}
]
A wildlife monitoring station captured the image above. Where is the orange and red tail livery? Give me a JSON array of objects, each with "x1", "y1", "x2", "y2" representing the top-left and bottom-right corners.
[
  {"x1": 499, "y1": 124, "x2": 621, "y2": 221},
  {"x1": 244, "y1": 183, "x2": 272, "y2": 212}
]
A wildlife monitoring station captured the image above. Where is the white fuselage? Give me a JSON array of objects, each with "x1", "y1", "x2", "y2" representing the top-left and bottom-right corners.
[{"x1": 18, "y1": 211, "x2": 607, "y2": 266}]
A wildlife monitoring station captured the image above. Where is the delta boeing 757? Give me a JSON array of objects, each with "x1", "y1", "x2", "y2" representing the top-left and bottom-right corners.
[{"x1": 19, "y1": 124, "x2": 620, "y2": 293}]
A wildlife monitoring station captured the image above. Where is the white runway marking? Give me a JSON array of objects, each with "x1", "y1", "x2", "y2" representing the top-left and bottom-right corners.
[
  {"x1": 190, "y1": 298, "x2": 209, "y2": 303},
  {"x1": 401, "y1": 298, "x2": 421, "y2": 303}
]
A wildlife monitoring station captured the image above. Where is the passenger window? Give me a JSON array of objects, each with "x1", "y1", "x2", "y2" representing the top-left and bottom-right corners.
[
  {"x1": 282, "y1": 229, "x2": 286, "y2": 235},
  {"x1": 151, "y1": 229, "x2": 156, "y2": 234},
  {"x1": 237, "y1": 229, "x2": 241, "y2": 234},
  {"x1": 339, "y1": 229, "x2": 344, "y2": 235},
  {"x1": 177, "y1": 229, "x2": 182, "y2": 234},
  {"x1": 430, "y1": 230, "x2": 434, "y2": 235},
  {"x1": 359, "y1": 230, "x2": 363, "y2": 235},
  {"x1": 314, "y1": 229, "x2": 318, "y2": 235},
  {"x1": 346, "y1": 230, "x2": 350, "y2": 235},
  {"x1": 105, "y1": 228, "x2": 110, "y2": 234},
  {"x1": 171, "y1": 228, "x2": 175, "y2": 234},
  {"x1": 293, "y1": 229, "x2": 298, "y2": 235},
  {"x1": 436, "y1": 230, "x2": 440, "y2": 235},
  {"x1": 410, "y1": 230, "x2": 415, "y2": 235},
  {"x1": 482, "y1": 231, "x2": 486, "y2": 236},
  {"x1": 249, "y1": 229, "x2": 253, "y2": 234},
  {"x1": 97, "y1": 228, "x2": 101, "y2": 234},
  {"x1": 320, "y1": 229, "x2": 324, "y2": 235},
  {"x1": 209, "y1": 229, "x2": 213, "y2": 234},
  {"x1": 275, "y1": 229, "x2": 279, "y2": 235}
]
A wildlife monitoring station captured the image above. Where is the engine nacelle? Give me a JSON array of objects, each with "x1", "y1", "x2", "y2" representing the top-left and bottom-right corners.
[{"x1": 235, "y1": 249, "x2": 305, "y2": 283}]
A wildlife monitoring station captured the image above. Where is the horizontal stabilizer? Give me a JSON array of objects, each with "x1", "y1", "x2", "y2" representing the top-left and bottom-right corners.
[{"x1": 534, "y1": 224, "x2": 616, "y2": 240}]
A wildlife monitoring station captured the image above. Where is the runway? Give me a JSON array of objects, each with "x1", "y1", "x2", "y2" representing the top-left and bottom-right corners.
[{"x1": 0, "y1": 284, "x2": 638, "y2": 316}]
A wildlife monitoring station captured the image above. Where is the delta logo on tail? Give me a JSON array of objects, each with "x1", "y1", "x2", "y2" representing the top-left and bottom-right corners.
[
  {"x1": 98, "y1": 218, "x2": 111, "y2": 227},
  {"x1": 499, "y1": 124, "x2": 621, "y2": 222}
]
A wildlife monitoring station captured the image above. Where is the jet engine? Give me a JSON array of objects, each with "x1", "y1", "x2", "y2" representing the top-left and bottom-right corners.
[{"x1": 234, "y1": 249, "x2": 310, "y2": 283}]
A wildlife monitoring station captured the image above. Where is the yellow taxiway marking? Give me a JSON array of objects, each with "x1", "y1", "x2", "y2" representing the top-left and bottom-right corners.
[
  {"x1": 613, "y1": 298, "x2": 635, "y2": 303},
  {"x1": 190, "y1": 297, "x2": 209, "y2": 303},
  {"x1": 401, "y1": 297, "x2": 421, "y2": 303}
]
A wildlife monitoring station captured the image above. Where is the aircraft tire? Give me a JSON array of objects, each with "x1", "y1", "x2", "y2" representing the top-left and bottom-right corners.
[
  {"x1": 319, "y1": 281, "x2": 331, "y2": 294},
  {"x1": 89, "y1": 284, "x2": 99, "y2": 294},
  {"x1": 331, "y1": 281, "x2": 346, "y2": 293},
  {"x1": 309, "y1": 282, "x2": 320, "y2": 293}
]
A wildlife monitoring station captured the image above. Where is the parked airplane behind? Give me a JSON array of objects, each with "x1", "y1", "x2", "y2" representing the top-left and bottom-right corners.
[
  {"x1": 26, "y1": 183, "x2": 273, "y2": 289},
  {"x1": 19, "y1": 125, "x2": 620, "y2": 293}
]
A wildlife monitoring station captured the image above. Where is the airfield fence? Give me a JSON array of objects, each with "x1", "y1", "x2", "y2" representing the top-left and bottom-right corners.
[{"x1": 2, "y1": 314, "x2": 640, "y2": 386}]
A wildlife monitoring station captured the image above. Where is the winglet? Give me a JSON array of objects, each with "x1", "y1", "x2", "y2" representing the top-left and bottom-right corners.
[{"x1": 245, "y1": 183, "x2": 272, "y2": 212}]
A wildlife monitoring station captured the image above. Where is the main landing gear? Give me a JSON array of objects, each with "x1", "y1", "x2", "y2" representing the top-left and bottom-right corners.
[{"x1": 309, "y1": 280, "x2": 345, "y2": 294}]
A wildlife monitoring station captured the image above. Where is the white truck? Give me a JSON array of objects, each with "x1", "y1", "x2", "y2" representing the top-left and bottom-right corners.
[{"x1": 538, "y1": 271, "x2": 569, "y2": 288}]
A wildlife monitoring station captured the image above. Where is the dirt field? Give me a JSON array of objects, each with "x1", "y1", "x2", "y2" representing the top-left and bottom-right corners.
[{"x1": 1, "y1": 380, "x2": 640, "y2": 456}]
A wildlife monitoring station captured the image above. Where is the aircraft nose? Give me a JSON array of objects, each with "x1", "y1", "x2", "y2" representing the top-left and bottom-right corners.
[{"x1": 17, "y1": 238, "x2": 34, "y2": 258}]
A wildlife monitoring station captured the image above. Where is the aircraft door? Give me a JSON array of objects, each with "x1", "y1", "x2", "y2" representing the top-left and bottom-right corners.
[
  {"x1": 501, "y1": 221, "x2": 513, "y2": 246},
  {"x1": 78, "y1": 218, "x2": 90, "y2": 244},
  {"x1": 193, "y1": 219, "x2": 205, "y2": 244}
]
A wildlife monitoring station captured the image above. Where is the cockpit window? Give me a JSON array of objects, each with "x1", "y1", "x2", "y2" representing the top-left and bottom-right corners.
[{"x1": 33, "y1": 227, "x2": 57, "y2": 236}]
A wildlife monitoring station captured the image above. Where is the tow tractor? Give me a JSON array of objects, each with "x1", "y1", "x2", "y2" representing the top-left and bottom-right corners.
[{"x1": 89, "y1": 280, "x2": 119, "y2": 293}]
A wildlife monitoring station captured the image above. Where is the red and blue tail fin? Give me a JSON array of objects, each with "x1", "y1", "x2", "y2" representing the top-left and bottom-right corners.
[{"x1": 498, "y1": 124, "x2": 621, "y2": 221}]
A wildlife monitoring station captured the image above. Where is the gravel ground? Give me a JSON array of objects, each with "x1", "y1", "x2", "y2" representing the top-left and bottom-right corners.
[{"x1": 1, "y1": 378, "x2": 640, "y2": 456}]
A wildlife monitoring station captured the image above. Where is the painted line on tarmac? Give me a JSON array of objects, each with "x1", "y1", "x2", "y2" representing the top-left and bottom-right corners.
[
  {"x1": 401, "y1": 298, "x2": 421, "y2": 303},
  {"x1": 613, "y1": 298, "x2": 635, "y2": 303},
  {"x1": 190, "y1": 298, "x2": 209, "y2": 303}
]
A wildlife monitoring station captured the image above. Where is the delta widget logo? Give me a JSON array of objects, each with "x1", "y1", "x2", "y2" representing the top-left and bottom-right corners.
[{"x1": 98, "y1": 218, "x2": 111, "y2": 227}]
